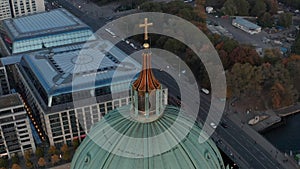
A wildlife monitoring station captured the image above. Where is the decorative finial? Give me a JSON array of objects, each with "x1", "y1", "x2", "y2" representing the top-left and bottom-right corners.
[{"x1": 139, "y1": 18, "x2": 153, "y2": 49}]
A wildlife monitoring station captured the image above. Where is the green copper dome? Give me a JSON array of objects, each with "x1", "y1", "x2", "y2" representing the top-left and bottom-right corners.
[{"x1": 71, "y1": 105, "x2": 225, "y2": 169}]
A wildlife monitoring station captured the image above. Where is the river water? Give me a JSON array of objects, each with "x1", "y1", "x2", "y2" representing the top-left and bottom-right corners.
[{"x1": 263, "y1": 112, "x2": 300, "y2": 154}]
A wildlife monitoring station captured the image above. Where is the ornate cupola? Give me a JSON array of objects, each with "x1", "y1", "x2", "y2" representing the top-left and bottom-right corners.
[
  {"x1": 71, "y1": 18, "x2": 226, "y2": 169},
  {"x1": 130, "y1": 18, "x2": 164, "y2": 122}
]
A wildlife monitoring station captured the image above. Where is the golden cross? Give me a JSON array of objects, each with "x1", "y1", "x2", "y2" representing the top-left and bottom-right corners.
[{"x1": 139, "y1": 18, "x2": 153, "y2": 41}]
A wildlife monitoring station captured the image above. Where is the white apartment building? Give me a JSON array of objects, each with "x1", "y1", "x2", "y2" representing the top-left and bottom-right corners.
[
  {"x1": 0, "y1": 0, "x2": 45, "y2": 21},
  {"x1": 0, "y1": 93, "x2": 36, "y2": 158},
  {"x1": 0, "y1": 0, "x2": 12, "y2": 21}
]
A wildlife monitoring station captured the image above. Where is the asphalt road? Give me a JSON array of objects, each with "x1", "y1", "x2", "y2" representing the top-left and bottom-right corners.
[
  {"x1": 48, "y1": 0, "x2": 106, "y2": 30},
  {"x1": 198, "y1": 97, "x2": 284, "y2": 169}
]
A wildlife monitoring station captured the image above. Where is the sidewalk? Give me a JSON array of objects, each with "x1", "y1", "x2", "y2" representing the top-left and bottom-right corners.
[{"x1": 50, "y1": 163, "x2": 71, "y2": 169}]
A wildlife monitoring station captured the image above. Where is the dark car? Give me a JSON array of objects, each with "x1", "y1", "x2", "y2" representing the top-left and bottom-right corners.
[{"x1": 221, "y1": 121, "x2": 228, "y2": 128}]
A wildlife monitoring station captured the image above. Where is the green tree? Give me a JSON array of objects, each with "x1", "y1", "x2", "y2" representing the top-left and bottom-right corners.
[
  {"x1": 236, "y1": 0, "x2": 250, "y2": 16},
  {"x1": 0, "y1": 158, "x2": 8, "y2": 169},
  {"x1": 222, "y1": 0, "x2": 237, "y2": 15},
  {"x1": 286, "y1": 59, "x2": 300, "y2": 98},
  {"x1": 292, "y1": 33, "x2": 300, "y2": 54},
  {"x1": 11, "y1": 154, "x2": 19, "y2": 165},
  {"x1": 35, "y1": 147, "x2": 44, "y2": 158},
  {"x1": 227, "y1": 63, "x2": 263, "y2": 97},
  {"x1": 62, "y1": 150, "x2": 71, "y2": 162},
  {"x1": 73, "y1": 139, "x2": 80, "y2": 150},
  {"x1": 178, "y1": 8, "x2": 194, "y2": 21},
  {"x1": 258, "y1": 12, "x2": 273, "y2": 27},
  {"x1": 163, "y1": 39, "x2": 186, "y2": 54},
  {"x1": 38, "y1": 157, "x2": 46, "y2": 168},
  {"x1": 222, "y1": 38, "x2": 238, "y2": 53},
  {"x1": 278, "y1": 13, "x2": 293, "y2": 28},
  {"x1": 250, "y1": 0, "x2": 266, "y2": 17},
  {"x1": 140, "y1": 2, "x2": 163, "y2": 12},
  {"x1": 263, "y1": 48, "x2": 281, "y2": 64},
  {"x1": 282, "y1": 0, "x2": 300, "y2": 9}
]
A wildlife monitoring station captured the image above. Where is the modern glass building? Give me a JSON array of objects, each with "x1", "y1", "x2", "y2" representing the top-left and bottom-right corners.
[
  {"x1": 1, "y1": 8, "x2": 95, "y2": 55},
  {"x1": 15, "y1": 41, "x2": 166, "y2": 146}
]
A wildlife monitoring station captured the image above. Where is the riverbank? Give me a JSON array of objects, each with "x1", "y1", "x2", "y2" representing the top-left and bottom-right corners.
[
  {"x1": 263, "y1": 113, "x2": 300, "y2": 155},
  {"x1": 245, "y1": 103, "x2": 300, "y2": 133}
]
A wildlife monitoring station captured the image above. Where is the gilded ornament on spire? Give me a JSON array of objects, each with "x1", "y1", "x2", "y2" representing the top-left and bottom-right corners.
[
  {"x1": 139, "y1": 18, "x2": 153, "y2": 49},
  {"x1": 132, "y1": 18, "x2": 161, "y2": 92}
]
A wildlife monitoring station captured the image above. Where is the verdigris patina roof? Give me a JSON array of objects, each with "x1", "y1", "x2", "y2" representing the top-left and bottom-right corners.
[{"x1": 71, "y1": 105, "x2": 225, "y2": 169}]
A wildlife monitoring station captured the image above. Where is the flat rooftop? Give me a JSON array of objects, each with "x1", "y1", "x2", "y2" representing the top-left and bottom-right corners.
[
  {"x1": 233, "y1": 17, "x2": 261, "y2": 30},
  {"x1": 3, "y1": 8, "x2": 91, "y2": 41},
  {"x1": 20, "y1": 40, "x2": 141, "y2": 96},
  {"x1": 0, "y1": 93, "x2": 23, "y2": 110}
]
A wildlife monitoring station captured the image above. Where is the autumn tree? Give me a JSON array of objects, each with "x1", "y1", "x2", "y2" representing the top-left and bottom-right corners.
[
  {"x1": 51, "y1": 154, "x2": 60, "y2": 166},
  {"x1": 60, "y1": 144, "x2": 69, "y2": 154},
  {"x1": 265, "y1": 0, "x2": 278, "y2": 14},
  {"x1": 25, "y1": 160, "x2": 33, "y2": 169},
  {"x1": 194, "y1": 0, "x2": 207, "y2": 23},
  {"x1": 261, "y1": 63, "x2": 298, "y2": 108},
  {"x1": 11, "y1": 164, "x2": 21, "y2": 169},
  {"x1": 38, "y1": 157, "x2": 46, "y2": 168},
  {"x1": 24, "y1": 150, "x2": 31, "y2": 161},
  {"x1": 48, "y1": 146, "x2": 58, "y2": 156}
]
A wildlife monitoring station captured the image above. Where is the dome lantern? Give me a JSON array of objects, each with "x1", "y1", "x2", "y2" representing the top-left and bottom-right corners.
[{"x1": 131, "y1": 18, "x2": 164, "y2": 123}]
